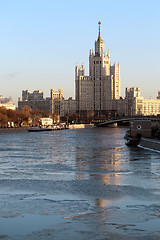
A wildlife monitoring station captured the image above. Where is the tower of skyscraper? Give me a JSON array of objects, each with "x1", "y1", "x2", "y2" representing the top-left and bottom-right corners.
[{"x1": 75, "y1": 21, "x2": 120, "y2": 114}]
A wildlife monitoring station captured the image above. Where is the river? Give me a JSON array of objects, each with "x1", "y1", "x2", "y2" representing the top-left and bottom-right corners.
[{"x1": 0, "y1": 127, "x2": 160, "y2": 239}]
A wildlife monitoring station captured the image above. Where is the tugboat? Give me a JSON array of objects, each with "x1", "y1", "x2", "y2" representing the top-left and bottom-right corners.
[
  {"x1": 124, "y1": 130, "x2": 141, "y2": 146},
  {"x1": 124, "y1": 120, "x2": 152, "y2": 146},
  {"x1": 124, "y1": 119, "x2": 160, "y2": 152}
]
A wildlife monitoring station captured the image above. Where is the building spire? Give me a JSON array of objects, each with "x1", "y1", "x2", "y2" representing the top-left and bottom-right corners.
[{"x1": 98, "y1": 21, "x2": 102, "y2": 41}]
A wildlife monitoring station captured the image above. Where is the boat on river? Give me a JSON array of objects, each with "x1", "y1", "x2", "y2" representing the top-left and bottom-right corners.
[
  {"x1": 124, "y1": 120, "x2": 160, "y2": 151},
  {"x1": 124, "y1": 130, "x2": 141, "y2": 146},
  {"x1": 28, "y1": 125, "x2": 68, "y2": 132}
]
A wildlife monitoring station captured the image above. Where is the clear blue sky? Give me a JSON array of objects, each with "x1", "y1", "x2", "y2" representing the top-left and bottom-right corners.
[{"x1": 0, "y1": 0, "x2": 160, "y2": 104}]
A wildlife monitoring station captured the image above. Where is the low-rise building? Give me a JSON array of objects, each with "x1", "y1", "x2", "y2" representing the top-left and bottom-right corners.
[
  {"x1": 0, "y1": 95, "x2": 16, "y2": 110},
  {"x1": 124, "y1": 88, "x2": 160, "y2": 116},
  {"x1": 40, "y1": 117, "x2": 53, "y2": 126},
  {"x1": 143, "y1": 99, "x2": 160, "y2": 116}
]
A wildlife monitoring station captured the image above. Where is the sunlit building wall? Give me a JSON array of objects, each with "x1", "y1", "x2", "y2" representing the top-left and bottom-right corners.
[
  {"x1": 124, "y1": 88, "x2": 160, "y2": 116},
  {"x1": 0, "y1": 95, "x2": 16, "y2": 110},
  {"x1": 50, "y1": 88, "x2": 64, "y2": 116},
  {"x1": 143, "y1": 99, "x2": 160, "y2": 116},
  {"x1": 75, "y1": 22, "x2": 120, "y2": 113},
  {"x1": 19, "y1": 89, "x2": 64, "y2": 116}
]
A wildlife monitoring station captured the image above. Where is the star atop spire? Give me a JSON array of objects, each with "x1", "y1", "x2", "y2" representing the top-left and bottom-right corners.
[{"x1": 98, "y1": 21, "x2": 102, "y2": 41}]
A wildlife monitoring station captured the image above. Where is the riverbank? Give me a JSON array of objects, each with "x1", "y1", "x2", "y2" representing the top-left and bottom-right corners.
[
  {"x1": 68, "y1": 123, "x2": 94, "y2": 129},
  {"x1": 0, "y1": 127, "x2": 29, "y2": 134},
  {"x1": 0, "y1": 124, "x2": 95, "y2": 133}
]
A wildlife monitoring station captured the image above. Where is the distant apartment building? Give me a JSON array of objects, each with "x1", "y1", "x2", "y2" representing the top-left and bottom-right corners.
[
  {"x1": 125, "y1": 87, "x2": 142, "y2": 116},
  {"x1": 64, "y1": 97, "x2": 76, "y2": 116},
  {"x1": 50, "y1": 89, "x2": 64, "y2": 116},
  {"x1": 123, "y1": 88, "x2": 160, "y2": 116},
  {"x1": 18, "y1": 90, "x2": 51, "y2": 113},
  {"x1": 18, "y1": 89, "x2": 76, "y2": 117},
  {"x1": 75, "y1": 21, "x2": 120, "y2": 114},
  {"x1": 143, "y1": 98, "x2": 160, "y2": 116},
  {"x1": 18, "y1": 89, "x2": 63, "y2": 116},
  {"x1": 0, "y1": 95, "x2": 16, "y2": 110}
]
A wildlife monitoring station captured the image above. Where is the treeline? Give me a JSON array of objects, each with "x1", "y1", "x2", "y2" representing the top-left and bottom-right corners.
[{"x1": 0, "y1": 105, "x2": 49, "y2": 127}]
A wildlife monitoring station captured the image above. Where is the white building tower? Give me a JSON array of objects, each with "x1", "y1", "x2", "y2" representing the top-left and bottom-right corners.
[{"x1": 75, "y1": 22, "x2": 120, "y2": 114}]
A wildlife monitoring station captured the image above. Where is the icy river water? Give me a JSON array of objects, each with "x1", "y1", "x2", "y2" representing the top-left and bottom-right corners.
[{"x1": 0, "y1": 127, "x2": 160, "y2": 240}]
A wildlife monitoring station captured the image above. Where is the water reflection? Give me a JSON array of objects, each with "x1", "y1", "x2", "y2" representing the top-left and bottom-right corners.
[
  {"x1": 75, "y1": 145, "x2": 123, "y2": 185},
  {"x1": 95, "y1": 197, "x2": 122, "y2": 208}
]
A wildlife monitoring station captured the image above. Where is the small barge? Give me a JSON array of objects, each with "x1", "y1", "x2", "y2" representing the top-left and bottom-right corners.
[
  {"x1": 28, "y1": 125, "x2": 68, "y2": 132},
  {"x1": 124, "y1": 120, "x2": 160, "y2": 152}
]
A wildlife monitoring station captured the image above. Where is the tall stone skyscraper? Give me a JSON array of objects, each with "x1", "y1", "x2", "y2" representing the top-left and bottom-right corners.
[{"x1": 75, "y1": 21, "x2": 120, "y2": 114}]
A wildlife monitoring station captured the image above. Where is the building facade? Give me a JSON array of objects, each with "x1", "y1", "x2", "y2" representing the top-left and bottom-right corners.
[
  {"x1": 18, "y1": 89, "x2": 77, "y2": 117},
  {"x1": 64, "y1": 97, "x2": 76, "y2": 116},
  {"x1": 18, "y1": 90, "x2": 51, "y2": 113},
  {"x1": 50, "y1": 89, "x2": 64, "y2": 116},
  {"x1": 75, "y1": 22, "x2": 120, "y2": 114},
  {"x1": 18, "y1": 89, "x2": 64, "y2": 116},
  {"x1": 0, "y1": 96, "x2": 16, "y2": 110},
  {"x1": 124, "y1": 88, "x2": 160, "y2": 116}
]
